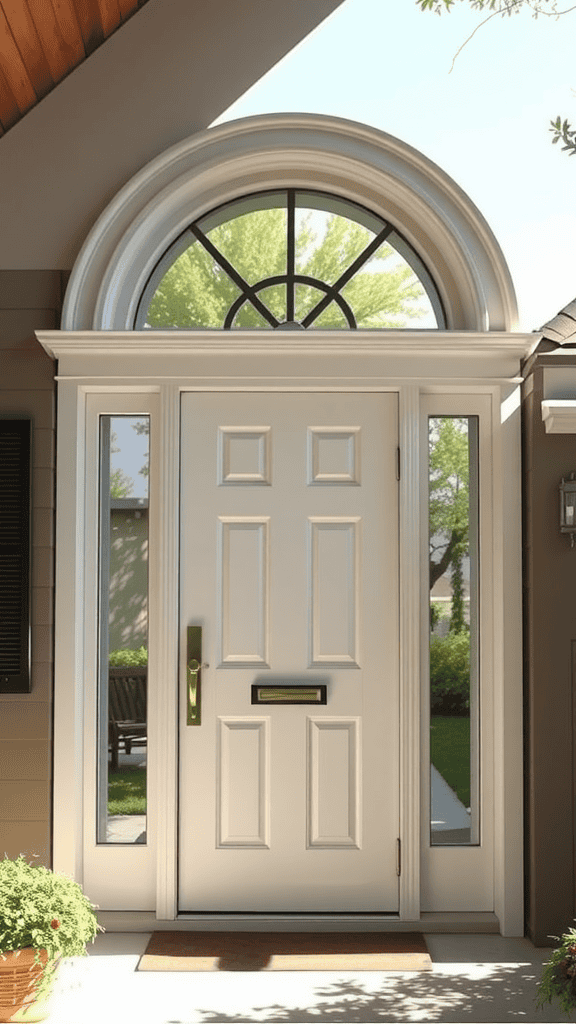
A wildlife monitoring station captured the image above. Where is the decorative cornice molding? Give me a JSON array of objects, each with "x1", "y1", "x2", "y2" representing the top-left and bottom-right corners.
[
  {"x1": 38, "y1": 330, "x2": 537, "y2": 363},
  {"x1": 542, "y1": 399, "x2": 576, "y2": 433}
]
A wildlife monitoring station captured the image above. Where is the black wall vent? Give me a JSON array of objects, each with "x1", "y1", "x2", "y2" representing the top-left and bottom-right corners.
[{"x1": 0, "y1": 420, "x2": 31, "y2": 693}]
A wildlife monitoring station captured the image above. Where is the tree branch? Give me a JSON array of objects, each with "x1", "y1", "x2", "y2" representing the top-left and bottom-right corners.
[{"x1": 430, "y1": 529, "x2": 462, "y2": 588}]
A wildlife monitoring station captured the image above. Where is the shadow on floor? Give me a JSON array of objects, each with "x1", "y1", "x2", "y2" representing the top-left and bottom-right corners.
[{"x1": 165, "y1": 962, "x2": 575, "y2": 1023}]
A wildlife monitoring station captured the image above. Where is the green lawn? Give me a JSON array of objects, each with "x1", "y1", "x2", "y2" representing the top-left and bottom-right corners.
[
  {"x1": 107, "y1": 722, "x2": 469, "y2": 817},
  {"x1": 108, "y1": 767, "x2": 146, "y2": 815},
  {"x1": 430, "y1": 715, "x2": 470, "y2": 807}
]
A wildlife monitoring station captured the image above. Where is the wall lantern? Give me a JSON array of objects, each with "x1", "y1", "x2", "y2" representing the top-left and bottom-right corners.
[{"x1": 560, "y1": 474, "x2": 576, "y2": 546}]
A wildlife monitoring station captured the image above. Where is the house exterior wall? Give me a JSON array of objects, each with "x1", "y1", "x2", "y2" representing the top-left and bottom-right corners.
[
  {"x1": 523, "y1": 358, "x2": 576, "y2": 945},
  {"x1": 0, "y1": 271, "x2": 62, "y2": 865},
  {"x1": 0, "y1": 0, "x2": 343, "y2": 271},
  {"x1": 0, "y1": 0, "x2": 342, "y2": 872},
  {"x1": 109, "y1": 508, "x2": 148, "y2": 652}
]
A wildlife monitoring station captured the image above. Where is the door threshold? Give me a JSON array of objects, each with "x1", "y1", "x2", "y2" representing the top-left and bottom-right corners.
[{"x1": 97, "y1": 911, "x2": 500, "y2": 934}]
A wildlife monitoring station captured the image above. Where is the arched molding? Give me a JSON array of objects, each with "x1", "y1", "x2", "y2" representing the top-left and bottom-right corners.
[{"x1": 62, "y1": 113, "x2": 518, "y2": 332}]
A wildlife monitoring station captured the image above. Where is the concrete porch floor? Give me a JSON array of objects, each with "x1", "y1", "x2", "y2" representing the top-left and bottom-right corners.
[{"x1": 43, "y1": 932, "x2": 576, "y2": 1023}]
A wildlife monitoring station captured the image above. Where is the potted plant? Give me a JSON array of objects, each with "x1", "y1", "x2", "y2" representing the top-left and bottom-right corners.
[
  {"x1": 537, "y1": 925, "x2": 576, "y2": 1017},
  {"x1": 0, "y1": 856, "x2": 101, "y2": 1023}
]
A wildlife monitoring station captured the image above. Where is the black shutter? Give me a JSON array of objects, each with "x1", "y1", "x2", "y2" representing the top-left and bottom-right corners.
[{"x1": 0, "y1": 420, "x2": 31, "y2": 693}]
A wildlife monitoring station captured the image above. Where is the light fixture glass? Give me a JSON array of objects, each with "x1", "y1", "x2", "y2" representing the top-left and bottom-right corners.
[{"x1": 560, "y1": 474, "x2": 576, "y2": 546}]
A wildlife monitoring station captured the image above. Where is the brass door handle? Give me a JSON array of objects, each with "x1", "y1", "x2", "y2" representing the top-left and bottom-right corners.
[{"x1": 187, "y1": 626, "x2": 208, "y2": 726}]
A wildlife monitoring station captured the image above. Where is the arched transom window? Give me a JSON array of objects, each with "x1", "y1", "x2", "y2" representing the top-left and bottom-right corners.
[{"x1": 135, "y1": 190, "x2": 445, "y2": 330}]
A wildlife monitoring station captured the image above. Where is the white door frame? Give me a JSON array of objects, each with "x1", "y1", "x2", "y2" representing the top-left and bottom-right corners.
[{"x1": 38, "y1": 328, "x2": 530, "y2": 934}]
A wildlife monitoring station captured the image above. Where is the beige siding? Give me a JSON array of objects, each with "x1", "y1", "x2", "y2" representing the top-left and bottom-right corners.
[
  {"x1": 109, "y1": 508, "x2": 148, "y2": 652},
  {"x1": 0, "y1": 270, "x2": 60, "y2": 865}
]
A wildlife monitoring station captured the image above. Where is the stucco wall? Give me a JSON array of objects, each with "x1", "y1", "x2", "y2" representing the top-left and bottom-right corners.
[
  {"x1": 0, "y1": 0, "x2": 343, "y2": 271},
  {"x1": 0, "y1": 272, "x2": 60, "y2": 865}
]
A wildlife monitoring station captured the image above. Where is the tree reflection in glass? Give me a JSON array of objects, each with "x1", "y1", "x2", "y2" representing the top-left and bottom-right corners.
[
  {"x1": 98, "y1": 416, "x2": 149, "y2": 845},
  {"x1": 429, "y1": 417, "x2": 479, "y2": 846},
  {"x1": 139, "y1": 191, "x2": 444, "y2": 330}
]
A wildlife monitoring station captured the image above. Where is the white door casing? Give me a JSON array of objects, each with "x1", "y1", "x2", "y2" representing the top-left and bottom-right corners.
[
  {"x1": 38, "y1": 328, "x2": 528, "y2": 933},
  {"x1": 179, "y1": 392, "x2": 400, "y2": 912}
]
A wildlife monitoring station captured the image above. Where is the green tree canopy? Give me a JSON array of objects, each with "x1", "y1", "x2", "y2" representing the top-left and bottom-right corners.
[
  {"x1": 429, "y1": 418, "x2": 471, "y2": 610},
  {"x1": 145, "y1": 207, "x2": 430, "y2": 330}
]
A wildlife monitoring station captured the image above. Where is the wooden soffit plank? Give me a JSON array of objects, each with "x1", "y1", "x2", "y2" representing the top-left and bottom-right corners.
[
  {"x1": 0, "y1": 63, "x2": 21, "y2": 133},
  {"x1": 0, "y1": 0, "x2": 53, "y2": 99},
  {"x1": 0, "y1": 5, "x2": 38, "y2": 113},
  {"x1": 0, "y1": 0, "x2": 144, "y2": 133},
  {"x1": 94, "y1": 0, "x2": 122, "y2": 38}
]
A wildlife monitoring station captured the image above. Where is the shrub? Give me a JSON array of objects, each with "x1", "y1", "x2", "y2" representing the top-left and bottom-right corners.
[
  {"x1": 108, "y1": 646, "x2": 148, "y2": 667},
  {"x1": 430, "y1": 600, "x2": 449, "y2": 632},
  {"x1": 537, "y1": 925, "x2": 576, "y2": 1016},
  {"x1": 430, "y1": 630, "x2": 470, "y2": 715},
  {"x1": 0, "y1": 856, "x2": 101, "y2": 960}
]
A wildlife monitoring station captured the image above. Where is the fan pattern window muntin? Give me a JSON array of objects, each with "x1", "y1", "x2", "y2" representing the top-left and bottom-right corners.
[{"x1": 135, "y1": 190, "x2": 446, "y2": 330}]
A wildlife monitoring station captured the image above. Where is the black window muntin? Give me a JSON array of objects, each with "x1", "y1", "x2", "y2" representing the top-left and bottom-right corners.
[{"x1": 135, "y1": 189, "x2": 446, "y2": 331}]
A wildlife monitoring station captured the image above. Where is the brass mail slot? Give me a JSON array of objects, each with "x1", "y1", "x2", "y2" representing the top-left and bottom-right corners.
[{"x1": 251, "y1": 684, "x2": 327, "y2": 705}]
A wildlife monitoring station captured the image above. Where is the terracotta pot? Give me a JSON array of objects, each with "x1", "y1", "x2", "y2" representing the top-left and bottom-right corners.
[{"x1": 0, "y1": 949, "x2": 54, "y2": 1023}]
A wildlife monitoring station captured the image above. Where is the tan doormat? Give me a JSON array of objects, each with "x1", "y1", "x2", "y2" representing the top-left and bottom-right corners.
[{"x1": 138, "y1": 931, "x2": 432, "y2": 972}]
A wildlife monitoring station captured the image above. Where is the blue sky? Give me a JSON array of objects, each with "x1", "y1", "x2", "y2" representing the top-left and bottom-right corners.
[{"x1": 213, "y1": 0, "x2": 576, "y2": 332}]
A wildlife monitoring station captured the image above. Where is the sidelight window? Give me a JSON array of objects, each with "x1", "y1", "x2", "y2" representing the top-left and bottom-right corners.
[
  {"x1": 97, "y1": 415, "x2": 150, "y2": 845},
  {"x1": 428, "y1": 416, "x2": 479, "y2": 846}
]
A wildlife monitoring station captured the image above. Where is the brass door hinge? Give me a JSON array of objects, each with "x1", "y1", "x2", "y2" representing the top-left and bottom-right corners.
[
  {"x1": 396, "y1": 837, "x2": 401, "y2": 877},
  {"x1": 396, "y1": 447, "x2": 401, "y2": 481}
]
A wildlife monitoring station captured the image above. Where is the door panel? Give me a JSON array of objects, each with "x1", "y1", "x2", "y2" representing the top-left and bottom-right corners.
[{"x1": 179, "y1": 393, "x2": 399, "y2": 912}]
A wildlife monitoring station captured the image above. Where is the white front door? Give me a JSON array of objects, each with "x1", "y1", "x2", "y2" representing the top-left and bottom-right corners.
[{"x1": 179, "y1": 392, "x2": 399, "y2": 912}]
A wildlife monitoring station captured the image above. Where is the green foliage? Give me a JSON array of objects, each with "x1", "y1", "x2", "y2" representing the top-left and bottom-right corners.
[
  {"x1": 109, "y1": 467, "x2": 134, "y2": 497},
  {"x1": 108, "y1": 769, "x2": 146, "y2": 816},
  {"x1": 550, "y1": 116, "x2": 576, "y2": 155},
  {"x1": 430, "y1": 600, "x2": 450, "y2": 630},
  {"x1": 417, "y1": 1, "x2": 566, "y2": 16},
  {"x1": 430, "y1": 630, "x2": 471, "y2": 714},
  {"x1": 108, "y1": 646, "x2": 148, "y2": 666},
  {"x1": 450, "y1": 554, "x2": 466, "y2": 632},
  {"x1": 430, "y1": 715, "x2": 471, "y2": 805},
  {"x1": 146, "y1": 208, "x2": 426, "y2": 330},
  {"x1": 133, "y1": 418, "x2": 149, "y2": 479},
  {"x1": 429, "y1": 417, "x2": 471, "y2": 590},
  {"x1": 109, "y1": 428, "x2": 134, "y2": 496},
  {"x1": 0, "y1": 856, "x2": 101, "y2": 961},
  {"x1": 537, "y1": 926, "x2": 576, "y2": 1016}
]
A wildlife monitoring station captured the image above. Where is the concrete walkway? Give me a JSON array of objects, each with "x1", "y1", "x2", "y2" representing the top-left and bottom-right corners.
[
  {"x1": 43, "y1": 932, "x2": 574, "y2": 1023},
  {"x1": 431, "y1": 765, "x2": 471, "y2": 833}
]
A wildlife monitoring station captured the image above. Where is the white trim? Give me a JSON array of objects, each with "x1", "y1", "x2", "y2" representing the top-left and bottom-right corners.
[
  {"x1": 42, "y1": 330, "x2": 534, "y2": 359},
  {"x1": 52, "y1": 383, "x2": 86, "y2": 882},
  {"x1": 41, "y1": 330, "x2": 525, "y2": 934},
  {"x1": 493, "y1": 383, "x2": 524, "y2": 936},
  {"x1": 541, "y1": 399, "x2": 576, "y2": 433},
  {"x1": 82, "y1": 394, "x2": 159, "y2": 910},
  {"x1": 153, "y1": 385, "x2": 180, "y2": 919},
  {"x1": 59, "y1": 114, "x2": 519, "y2": 333},
  {"x1": 398, "y1": 386, "x2": 421, "y2": 921},
  {"x1": 95, "y1": 911, "x2": 500, "y2": 933},
  {"x1": 420, "y1": 394, "x2": 495, "y2": 917},
  {"x1": 39, "y1": 330, "x2": 535, "y2": 388}
]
